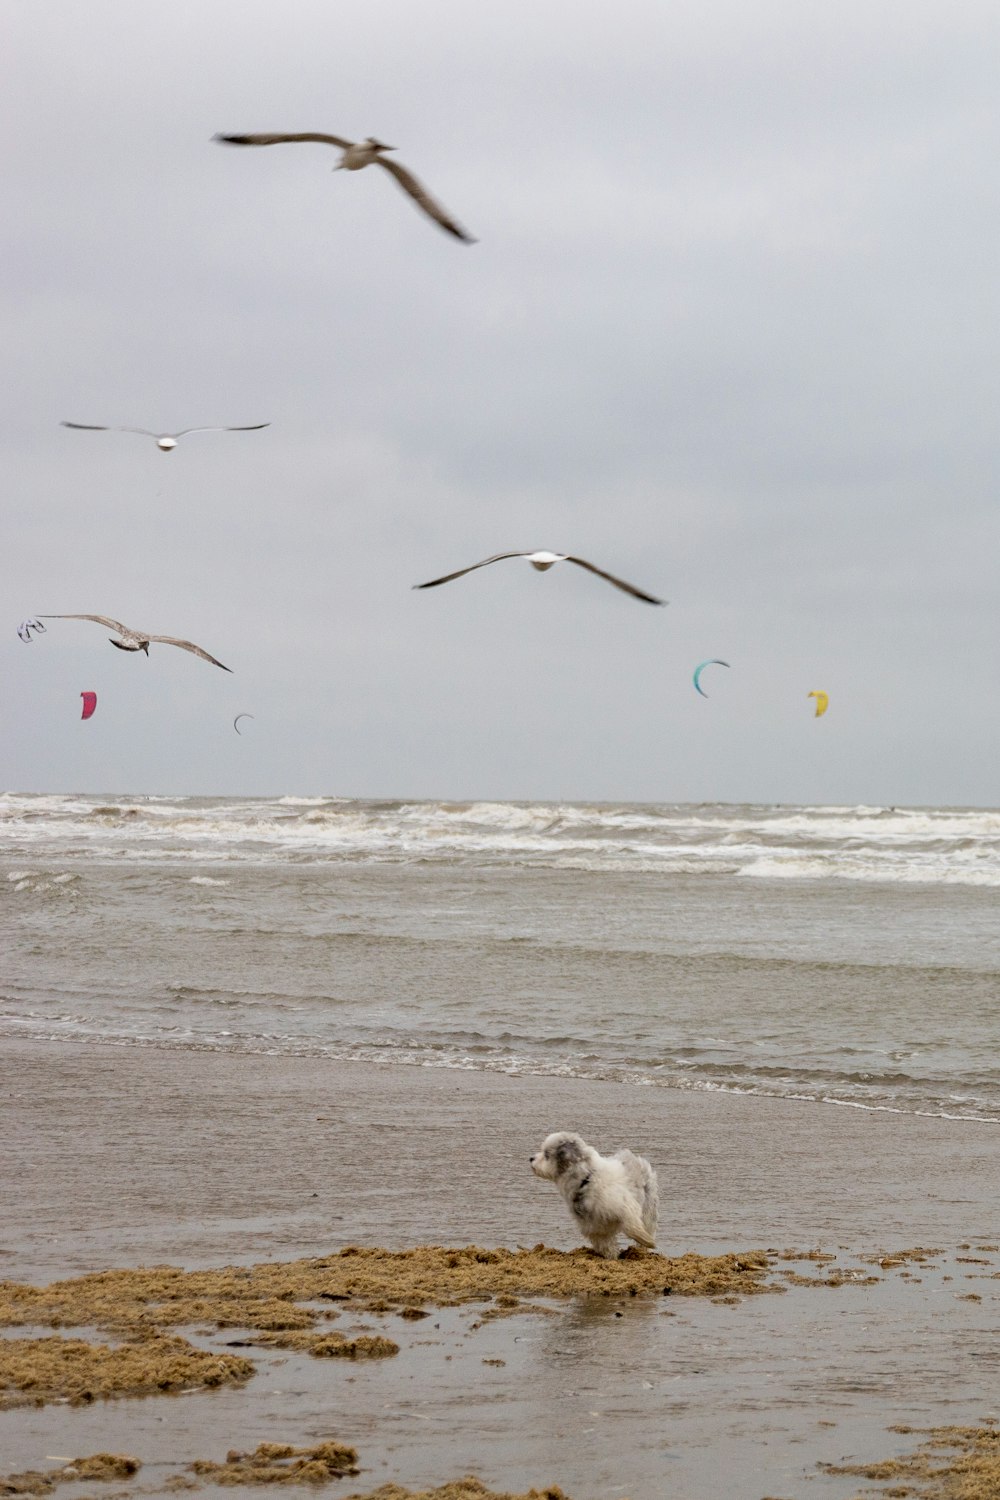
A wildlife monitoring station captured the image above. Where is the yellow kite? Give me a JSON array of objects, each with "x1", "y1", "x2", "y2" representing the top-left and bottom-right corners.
[{"x1": 808, "y1": 690, "x2": 829, "y2": 718}]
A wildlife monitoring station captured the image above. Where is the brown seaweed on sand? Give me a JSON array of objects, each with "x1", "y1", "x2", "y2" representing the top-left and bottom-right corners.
[
  {"x1": 822, "y1": 1423, "x2": 1000, "y2": 1498},
  {"x1": 0, "y1": 1245, "x2": 772, "y2": 1422},
  {"x1": 250, "y1": 1330, "x2": 399, "y2": 1358},
  {"x1": 190, "y1": 1440, "x2": 359, "y2": 1485},
  {"x1": 341, "y1": 1484, "x2": 574, "y2": 1500},
  {"x1": 1, "y1": 1448, "x2": 575, "y2": 1499},
  {"x1": 184, "y1": 1454, "x2": 573, "y2": 1499},
  {"x1": 0, "y1": 1334, "x2": 253, "y2": 1409},
  {"x1": 0, "y1": 1452, "x2": 139, "y2": 1495},
  {"x1": 0, "y1": 1245, "x2": 775, "y2": 1342}
]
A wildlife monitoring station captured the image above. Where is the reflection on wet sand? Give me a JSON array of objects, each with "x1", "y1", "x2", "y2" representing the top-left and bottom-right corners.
[
  {"x1": 1, "y1": 1244, "x2": 999, "y2": 1497},
  {"x1": 2, "y1": 1042, "x2": 999, "y2": 1498}
]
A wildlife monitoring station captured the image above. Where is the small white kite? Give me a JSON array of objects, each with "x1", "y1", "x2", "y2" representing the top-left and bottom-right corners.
[{"x1": 17, "y1": 618, "x2": 46, "y2": 643}]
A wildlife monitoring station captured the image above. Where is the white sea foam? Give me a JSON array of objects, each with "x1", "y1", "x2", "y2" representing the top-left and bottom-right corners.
[
  {"x1": 740, "y1": 853, "x2": 1000, "y2": 887},
  {"x1": 276, "y1": 795, "x2": 344, "y2": 806},
  {"x1": 3, "y1": 793, "x2": 1000, "y2": 887}
]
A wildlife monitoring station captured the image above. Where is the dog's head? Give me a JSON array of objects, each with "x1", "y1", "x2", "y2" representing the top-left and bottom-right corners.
[{"x1": 530, "y1": 1131, "x2": 588, "y2": 1181}]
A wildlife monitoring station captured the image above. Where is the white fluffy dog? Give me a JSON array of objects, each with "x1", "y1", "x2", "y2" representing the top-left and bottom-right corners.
[{"x1": 530, "y1": 1131, "x2": 659, "y2": 1258}]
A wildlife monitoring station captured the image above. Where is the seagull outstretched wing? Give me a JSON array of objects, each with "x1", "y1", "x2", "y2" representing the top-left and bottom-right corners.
[
  {"x1": 376, "y1": 157, "x2": 475, "y2": 242},
  {"x1": 172, "y1": 424, "x2": 270, "y2": 437},
  {"x1": 40, "y1": 612, "x2": 134, "y2": 633},
  {"x1": 215, "y1": 131, "x2": 352, "y2": 149},
  {"x1": 145, "y1": 634, "x2": 232, "y2": 672},
  {"x1": 413, "y1": 554, "x2": 529, "y2": 589},
  {"x1": 565, "y1": 557, "x2": 666, "y2": 605},
  {"x1": 61, "y1": 422, "x2": 159, "y2": 437}
]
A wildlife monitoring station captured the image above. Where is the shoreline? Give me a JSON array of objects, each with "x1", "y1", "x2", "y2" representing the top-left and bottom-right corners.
[
  {"x1": 3, "y1": 1036, "x2": 998, "y2": 1280},
  {"x1": 5, "y1": 1024, "x2": 1000, "y2": 1127},
  {"x1": 3, "y1": 1044, "x2": 995, "y2": 1278}
]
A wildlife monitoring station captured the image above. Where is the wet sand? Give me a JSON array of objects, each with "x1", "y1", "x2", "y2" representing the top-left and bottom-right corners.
[{"x1": 2, "y1": 1038, "x2": 999, "y2": 1499}]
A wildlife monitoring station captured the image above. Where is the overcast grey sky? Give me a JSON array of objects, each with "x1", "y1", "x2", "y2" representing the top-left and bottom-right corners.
[{"x1": 4, "y1": 0, "x2": 1000, "y2": 804}]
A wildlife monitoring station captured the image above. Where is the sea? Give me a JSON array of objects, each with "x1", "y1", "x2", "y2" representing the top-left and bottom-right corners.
[{"x1": 3, "y1": 792, "x2": 1000, "y2": 1124}]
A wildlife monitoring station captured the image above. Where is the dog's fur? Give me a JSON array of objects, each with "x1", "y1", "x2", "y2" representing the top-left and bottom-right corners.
[{"x1": 530, "y1": 1131, "x2": 659, "y2": 1258}]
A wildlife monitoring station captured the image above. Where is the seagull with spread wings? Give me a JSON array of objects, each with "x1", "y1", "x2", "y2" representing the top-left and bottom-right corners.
[
  {"x1": 215, "y1": 132, "x2": 475, "y2": 243},
  {"x1": 60, "y1": 422, "x2": 270, "y2": 452},
  {"x1": 414, "y1": 552, "x2": 666, "y2": 605},
  {"x1": 40, "y1": 615, "x2": 233, "y2": 671}
]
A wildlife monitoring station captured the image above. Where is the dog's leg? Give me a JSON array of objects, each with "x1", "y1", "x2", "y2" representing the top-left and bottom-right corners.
[{"x1": 588, "y1": 1233, "x2": 620, "y2": 1259}]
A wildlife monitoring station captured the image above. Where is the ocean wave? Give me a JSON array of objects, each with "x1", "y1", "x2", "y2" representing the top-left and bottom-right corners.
[
  {"x1": 739, "y1": 854, "x2": 1000, "y2": 887},
  {"x1": 4, "y1": 869, "x2": 81, "y2": 895},
  {"x1": 276, "y1": 795, "x2": 347, "y2": 806},
  {"x1": 3, "y1": 793, "x2": 1000, "y2": 887}
]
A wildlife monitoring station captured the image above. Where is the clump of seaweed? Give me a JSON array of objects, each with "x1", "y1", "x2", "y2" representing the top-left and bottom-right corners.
[
  {"x1": 822, "y1": 1422, "x2": 1000, "y2": 1497},
  {"x1": 0, "y1": 1244, "x2": 775, "y2": 1418},
  {"x1": 251, "y1": 1331, "x2": 399, "y2": 1358},
  {"x1": 341, "y1": 1483, "x2": 573, "y2": 1500},
  {"x1": 340, "y1": 1482, "x2": 569, "y2": 1494},
  {"x1": 190, "y1": 1440, "x2": 359, "y2": 1485},
  {"x1": 0, "y1": 1451, "x2": 577, "y2": 1500},
  {"x1": 0, "y1": 1452, "x2": 139, "y2": 1495},
  {"x1": 0, "y1": 1333, "x2": 253, "y2": 1409},
  {"x1": 0, "y1": 1245, "x2": 777, "y2": 1347}
]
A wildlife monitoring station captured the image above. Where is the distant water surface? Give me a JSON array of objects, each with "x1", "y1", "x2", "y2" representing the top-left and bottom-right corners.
[{"x1": 3, "y1": 793, "x2": 999, "y2": 1121}]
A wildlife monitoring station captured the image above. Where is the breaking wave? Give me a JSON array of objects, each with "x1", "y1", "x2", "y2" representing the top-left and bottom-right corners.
[{"x1": 2, "y1": 792, "x2": 1000, "y2": 887}]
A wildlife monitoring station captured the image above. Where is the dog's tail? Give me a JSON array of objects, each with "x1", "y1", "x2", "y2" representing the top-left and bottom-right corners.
[
  {"x1": 641, "y1": 1175, "x2": 659, "y2": 1242},
  {"x1": 616, "y1": 1149, "x2": 659, "y2": 1244},
  {"x1": 622, "y1": 1208, "x2": 656, "y2": 1249}
]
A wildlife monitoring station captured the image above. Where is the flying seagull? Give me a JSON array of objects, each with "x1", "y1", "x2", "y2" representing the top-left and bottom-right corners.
[
  {"x1": 215, "y1": 132, "x2": 475, "y2": 243},
  {"x1": 60, "y1": 422, "x2": 270, "y2": 452},
  {"x1": 40, "y1": 615, "x2": 232, "y2": 671},
  {"x1": 413, "y1": 552, "x2": 666, "y2": 605}
]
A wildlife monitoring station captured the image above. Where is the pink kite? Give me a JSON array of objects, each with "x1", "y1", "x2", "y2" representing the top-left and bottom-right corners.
[{"x1": 80, "y1": 691, "x2": 97, "y2": 721}]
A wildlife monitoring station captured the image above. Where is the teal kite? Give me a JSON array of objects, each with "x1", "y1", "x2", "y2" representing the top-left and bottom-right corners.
[{"x1": 693, "y1": 659, "x2": 730, "y2": 698}]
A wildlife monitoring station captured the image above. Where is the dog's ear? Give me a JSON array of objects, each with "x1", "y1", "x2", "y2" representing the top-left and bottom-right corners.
[{"x1": 553, "y1": 1136, "x2": 585, "y2": 1171}]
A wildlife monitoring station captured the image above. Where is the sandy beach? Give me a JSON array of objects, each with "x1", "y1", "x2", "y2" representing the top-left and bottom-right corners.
[{"x1": 1, "y1": 1037, "x2": 998, "y2": 1499}]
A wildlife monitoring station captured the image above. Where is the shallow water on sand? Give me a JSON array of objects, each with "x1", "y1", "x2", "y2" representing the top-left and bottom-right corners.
[{"x1": 3, "y1": 1253, "x2": 998, "y2": 1500}]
